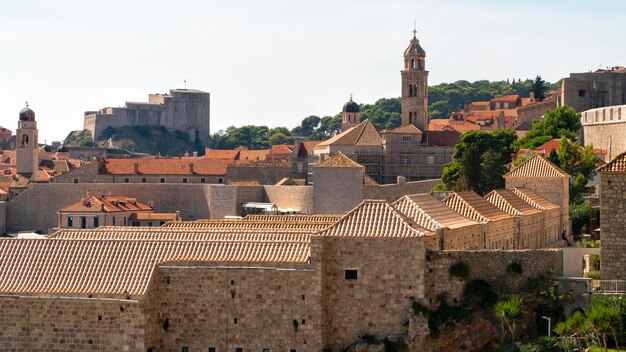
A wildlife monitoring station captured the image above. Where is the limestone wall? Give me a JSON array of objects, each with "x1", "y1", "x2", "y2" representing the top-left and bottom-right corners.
[
  {"x1": 442, "y1": 224, "x2": 484, "y2": 251},
  {"x1": 505, "y1": 177, "x2": 569, "y2": 235},
  {"x1": 321, "y1": 237, "x2": 426, "y2": 349},
  {"x1": 5, "y1": 183, "x2": 264, "y2": 232},
  {"x1": 363, "y1": 178, "x2": 440, "y2": 202},
  {"x1": 485, "y1": 218, "x2": 517, "y2": 250},
  {"x1": 0, "y1": 296, "x2": 144, "y2": 351},
  {"x1": 599, "y1": 173, "x2": 626, "y2": 279},
  {"x1": 263, "y1": 185, "x2": 314, "y2": 214},
  {"x1": 144, "y1": 262, "x2": 322, "y2": 351},
  {"x1": 581, "y1": 105, "x2": 626, "y2": 161},
  {"x1": 227, "y1": 164, "x2": 292, "y2": 185},
  {"x1": 426, "y1": 249, "x2": 563, "y2": 304},
  {"x1": 313, "y1": 168, "x2": 364, "y2": 214}
]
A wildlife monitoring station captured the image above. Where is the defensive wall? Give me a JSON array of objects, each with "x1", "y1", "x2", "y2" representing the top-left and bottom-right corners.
[
  {"x1": 363, "y1": 178, "x2": 440, "y2": 202},
  {"x1": 599, "y1": 172, "x2": 626, "y2": 280},
  {"x1": 425, "y1": 249, "x2": 563, "y2": 304},
  {"x1": 581, "y1": 105, "x2": 626, "y2": 160}
]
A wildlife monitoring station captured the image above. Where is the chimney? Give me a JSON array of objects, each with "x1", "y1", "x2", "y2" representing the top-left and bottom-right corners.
[
  {"x1": 189, "y1": 163, "x2": 195, "y2": 174},
  {"x1": 175, "y1": 211, "x2": 181, "y2": 220},
  {"x1": 397, "y1": 176, "x2": 406, "y2": 184},
  {"x1": 192, "y1": 151, "x2": 198, "y2": 157},
  {"x1": 133, "y1": 162, "x2": 139, "y2": 174},
  {"x1": 529, "y1": 92, "x2": 535, "y2": 103}
]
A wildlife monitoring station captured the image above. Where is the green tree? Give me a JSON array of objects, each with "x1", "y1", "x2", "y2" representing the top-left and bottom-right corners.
[
  {"x1": 292, "y1": 115, "x2": 321, "y2": 137},
  {"x1": 514, "y1": 106, "x2": 582, "y2": 149},
  {"x1": 440, "y1": 129, "x2": 517, "y2": 194},
  {"x1": 532, "y1": 75, "x2": 547, "y2": 100},
  {"x1": 494, "y1": 294, "x2": 525, "y2": 343}
]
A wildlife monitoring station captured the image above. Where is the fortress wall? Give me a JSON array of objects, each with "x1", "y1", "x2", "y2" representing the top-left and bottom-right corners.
[{"x1": 263, "y1": 185, "x2": 313, "y2": 214}]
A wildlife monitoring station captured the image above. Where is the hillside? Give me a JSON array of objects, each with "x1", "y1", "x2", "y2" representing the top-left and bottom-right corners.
[{"x1": 63, "y1": 126, "x2": 204, "y2": 156}]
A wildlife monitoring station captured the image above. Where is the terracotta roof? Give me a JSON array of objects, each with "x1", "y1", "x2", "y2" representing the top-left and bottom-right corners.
[
  {"x1": 504, "y1": 153, "x2": 569, "y2": 178},
  {"x1": 161, "y1": 220, "x2": 331, "y2": 232},
  {"x1": 242, "y1": 214, "x2": 342, "y2": 223},
  {"x1": 0, "y1": 239, "x2": 309, "y2": 297},
  {"x1": 484, "y1": 189, "x2": 542, "y2": 216},
  {"x1": 49, "y1": 229, "x2": 311, "y2": 243},
  {"x1": 468, "y1": 101, "x2": 490, "y2": 107},
  {"x1": 597, "y1": 151, "x2": 626, "y2": 173},
  {"x1": 443, "y1": 192, "x2": 512, "y2": 223},
  {"x1": 316, "y1": 120, "x2": 382, "y2": 147},
  {"x1": 382, "y1": 124, "x2": 423, "y2": 134},
  {"x1": 313, "y1": 152, "x2": 364, "y2": 168},
  {"x1": 59, "y1": 194, "x2": 153, "y2": 213},
  {"x1": 363, "y1": 174, "x2": 379, "y2": 186},
  {"x1": 319, "y1": 200, "x2": 428, "y2": 238},
  {"x1": 393, "y1": 194, "x2": 479, "y2": 231},
  {"x1": 128, "y1": 212, "x2": 178, "y2": 221},
  {"x1": 269, "y1": 144, "x2": 293, "y2": 155},
  {"x1": 426, "y1": 130, "x2": 461, "y2": 147},
  {"x1": 100, "y1": 158, "x2": 229, "y2": 176},
  {"x1": 491, "y1": 94, "x2": 520, "y2": 102},
  {"x1": 510, "y1": 187, "x2": 559, "y2": 210},
  {"x1": 204, "y1": 149, "x2": 240, "y2": 160},
  {"x1": 238, "y1": 149, "x2": 270, "y2": 161}
]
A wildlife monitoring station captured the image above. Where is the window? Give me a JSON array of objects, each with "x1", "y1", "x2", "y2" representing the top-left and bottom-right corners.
[
  {"x1": 124, "y1": 178, "x2": 130, "y2": 183},
  {"x1": 148, "y1": 222, "x2": 153, "y2": 227},
  {"x1": 182, "y1": 348, "x2": 189, "y2": 352},
  {"x1": 123, "y1": 217, "x2": 127, "y2": 226},
  {"x1": 159, "y1": 221, "x2": 165, "y2": 226},
  {"x1": 262, "y1": 349, "x2": 270, "y2": 352},
  {"x1": 73, "y1": 178, "x2": 79, "y2": 184},
  {"x1": 93, "y1": 217, "x2": 99, "y2": 228},
  {"x1": 131, "y1": 220, "x2": 140, "y2": 226},
  {"x1": 402, "y1": 156, "x2": 409, "y2": 165},
  {"x1": 209, "y1": 348, "x2": 216, "y2": 352},
  {"x1": 402, "y1": 135, "x2": 411, "y2": 142},
  {"x1": 218, "y1": 178, "x2": 224, "y2": 184},
  {"x1": 67, "y1": 216, "x2": 73, "y2": 227},
  {"x1": 141, "y1": 178, "x2": 147, "y2": 183},
  {"x1": 182, "y1": 178, "x2": 188, "y2": 184},
  {"x1": 427, "y1": 155, "x2": 435, "y2": 165},
  {"x1": 112, "y1": 217, "x2": 116, "y2": 226},
  {"x1": 290, "y1": 350, "x2": 297, "y2": 352},
  {"x1": 579, "y1": 89, "x2": 586, "y2": 97},
  {"x1": 201, "y1": 178, "x2": 206, "y2": 183},
  {"x1": 345, "y1": 269, "x2": 358, "y2": 280},
  {"x1": 236, "y1": 348, "x2": 243, "y2": 352},
  {"x1": 234, "y1": 318, "x2": 237, "y2": 324},
  {"x1": 80, "y1": 216, "x2": 87, "y2": 229},
  {"x1": 160, "y1": 178, "x2": 166, "y2": 183}
]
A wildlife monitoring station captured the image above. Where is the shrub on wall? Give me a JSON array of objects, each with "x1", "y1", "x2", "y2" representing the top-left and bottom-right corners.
[
  {"x1": 462, "y1": 279, "x2": 498, "y2": 310},
  {"x1": 449, "y1": 261, "x2": 470, "y2": 280},
  {"x1": 506, "y1": 261, "x2": 523, "y2": 276}
]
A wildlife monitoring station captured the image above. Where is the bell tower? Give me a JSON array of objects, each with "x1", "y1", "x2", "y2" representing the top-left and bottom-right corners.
[
  {"x1": 341, "y1": 95, "x2": 361, "y2": 132},
  {"x1": 401, "y1": 28, "x2": 429, "y2": 131},
  {"x1": 16, "y1": 104, "x2": 39, "y2": 177}
]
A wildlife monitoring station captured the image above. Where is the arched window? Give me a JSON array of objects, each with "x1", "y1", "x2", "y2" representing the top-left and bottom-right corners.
[
  {"x1": 409, "y1": 85, "x2": 413, "y2": 97},
  {"x1": 20, "y1": 134, "x2": 29, "y2": 148},
  {"x1": 411, "y1": 59, "x2": 416, "y2": 69}
]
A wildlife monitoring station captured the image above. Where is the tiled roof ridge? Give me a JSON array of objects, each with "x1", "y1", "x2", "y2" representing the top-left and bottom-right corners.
[
  {"x1": 510, "y1": 187, "x2": 550, "y2": 210},
  {"x1": 597, "y1": 151, "x2": 626, "y2": 173},
  {"x1": 391, "y1": 196, "x2": 444, "y2": 231},
  {"x1": 442, "y1": 193, "x2": 488, "y2": 223},
  {"x1": 484, "y1": 190, "x2": 522, "y2": 216},
  {"x1": 313, "y1": 152, "x2": 364, "y2": 168},
  {"x1": 504, "y1": 153, "x2": 569, "y2": 178}
]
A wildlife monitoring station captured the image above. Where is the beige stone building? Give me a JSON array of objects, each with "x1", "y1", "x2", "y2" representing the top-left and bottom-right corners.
[
  {"x1": 401, "y1": 29, "x2": 429, "y2": 131},
  {"x1": 597, "y1": 152, "x2": 626, "y2": 280},
  {"x1": 581, "y1": 104, "x2": 626, "y2": 161},
  {"x1": 560, "y1": 66, "x2": 626, "y2": 112},
  {"x1": 84, "y1": 88, "x2": 211, "y2": 145}
]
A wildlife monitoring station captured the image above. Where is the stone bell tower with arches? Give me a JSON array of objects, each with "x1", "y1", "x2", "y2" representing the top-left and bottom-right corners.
[
  {"x1": 16, "y1": 104, "x2": 39, "y2": 177},
  {"x1": 401, "y1": 28, "x2": 429, "y2": 131}
]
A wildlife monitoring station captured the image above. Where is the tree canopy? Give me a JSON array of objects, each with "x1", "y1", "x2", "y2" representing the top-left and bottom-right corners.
[{"x1": 514, "y1": 106, "x2": 582, "y2": 149}]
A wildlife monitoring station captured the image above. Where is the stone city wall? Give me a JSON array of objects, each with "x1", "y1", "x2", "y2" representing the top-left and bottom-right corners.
[
  {"x1": 599, "y1": 173, "x2": 626, "y2": 280},
  {"x1": 441, "y1": 223, "x2": 484, "y2": 251},
  {"x1": 581, "y1": 105, "x2": 626, "y2": 160},
  {"x1": 364, "y1": 178, "x2": 440, "y2": 202},
  {"x1": 227, "y1": 164, "x2": 292, "y2": 185},
  {"x1": 0, "y1": 296, "x2": 144, "y2": 351},
  {"x1": 144, "y1": 262, "x2": 322, "y2": 351},
  {"x1": 321, "y1": 236, "x2": 427, "y2": 349},
  {"x1": 425, "y1": 249, "x2": 563, "y2": 304},
  {"x1": 5, "y1": 183, "x2": 264, "y2": 232},
  {"x1": 263, "y1": 185, "x2": 314, "y2": 214},
  {"x1": 313, "y1": 167, "x2": 364, "y2": 214},
  {"x1": 485, "y1": 217, "x2": 517, "y2": 250}
]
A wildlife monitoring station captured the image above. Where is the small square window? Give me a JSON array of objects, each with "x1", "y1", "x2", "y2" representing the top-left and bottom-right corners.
[
  {"x1": 345, "y1": 269, "x2": 358, "y2": 280},
  {"x1": 209, "y1": 348, "x2": 216, "y2": 352},
  {"x1": 218, "y1": 178, "x2": 224, "y2": 184},
  {"x1": 160, "y1": 178, "x2": 166, "y2": 183},
  {"x1": 124, "y1": 178, "x2": 130, "y2": 183},
  {"x1": 182, "y1": 348, "x2": 189, "y2": 352},
  {"x1": 182, "y1": 178, "x2": 188, "y2": 184},
  {"x1": 290, "y1": 350, "x2": 297, "y2": 352},
  {"x1": 262, "y1": 349, "x2": 270, "y2": 352},
  {"x1": 201, "y1": 178, "x2": 206, "y2": 183},
  {"x1": 141, "y1": 178, "x2": 147, "y2": 183},
  {"x1": 236, "y1": 348, "x2": 243, "y2": 352},
  {"x1": 73, "y1": 178, "x2": 79, "y2": 183},
  {"x1": 402, "y1": 135, "x2": 411, "y2": 142}
]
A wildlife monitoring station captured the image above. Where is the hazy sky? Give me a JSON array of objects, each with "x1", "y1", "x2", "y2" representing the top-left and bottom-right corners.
[{"x1": 1, "y1": 0, "x2": 624, "y2": 143}]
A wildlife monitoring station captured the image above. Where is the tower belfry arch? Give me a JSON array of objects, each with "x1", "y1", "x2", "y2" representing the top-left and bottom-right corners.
[{"x1": 401, "y1": 28, "x2": 429, "y2": 131}]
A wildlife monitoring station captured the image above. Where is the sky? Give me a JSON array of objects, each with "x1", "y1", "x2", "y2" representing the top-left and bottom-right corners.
[{"x1": 1, "y1": 0, "x2": 624, "y2": 143}]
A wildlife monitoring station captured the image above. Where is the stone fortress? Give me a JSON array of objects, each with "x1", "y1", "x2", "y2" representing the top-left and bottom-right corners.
[
  {"x1": 84, "y1": 89, "x2": 211, "y2": 146},
  {"x1": 0, "y1": 150, "x2": 571, "y2": 351}
]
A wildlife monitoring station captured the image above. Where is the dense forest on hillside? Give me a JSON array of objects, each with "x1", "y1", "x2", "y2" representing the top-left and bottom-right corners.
[{"x1": 63, "y1": 78, "x2": 561, "y2": 152}]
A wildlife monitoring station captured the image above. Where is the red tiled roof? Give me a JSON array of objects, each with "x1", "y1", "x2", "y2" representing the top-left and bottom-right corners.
[
  {"x1": 270, "y1": 144, "x2": 293, "y2": 155},
  {"x1": 491, "y1": 94, "x2": 520, "y2": 102},
  {"x1": 100, "y1": 158, "x2": 229, "y2": 175},
  {"x1": 59, "y1": 194, "x2": 154, "y2": 213},
  {"x1": 239, "y1": 149, "x2": 270, "y2": 161},
  {"x1": 204, "y1": 149, "x2": 240, "y2": 160}
]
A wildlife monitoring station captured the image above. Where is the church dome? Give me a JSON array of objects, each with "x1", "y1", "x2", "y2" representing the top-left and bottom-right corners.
[
  {"x1": 19, "y1": 107, "x2": 35, "y2": 121},
  {"x1": 404, "y1": 37, "x2": 425, "y2": 56},
  {"x1": 343, "y1": 98, "x2": 360, "y2": 113}
]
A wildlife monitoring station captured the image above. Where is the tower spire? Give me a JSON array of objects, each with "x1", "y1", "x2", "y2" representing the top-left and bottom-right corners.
[{"x1": 413, "y1": 21, "x2": 417, "y2": 38}]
